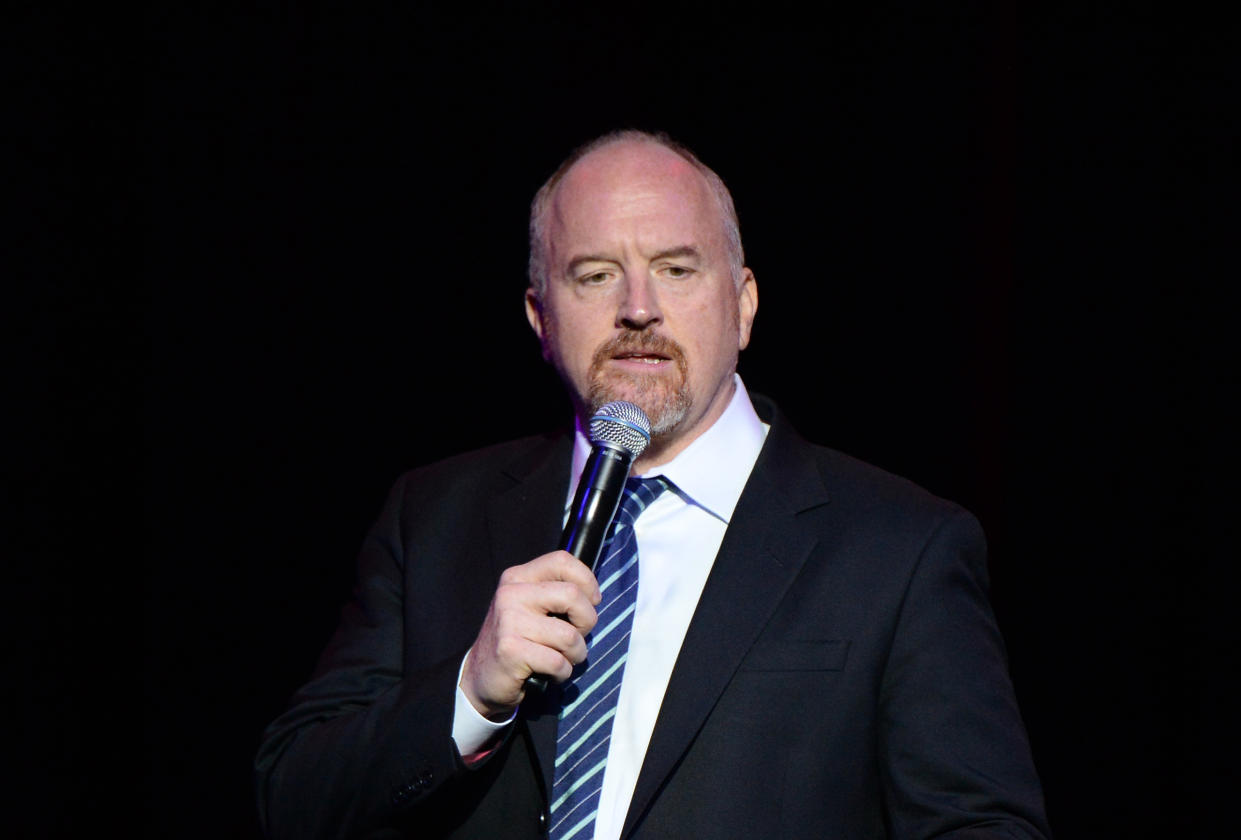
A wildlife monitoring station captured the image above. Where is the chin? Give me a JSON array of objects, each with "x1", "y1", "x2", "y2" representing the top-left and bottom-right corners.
[{"x1": 587, "y1": 373, "x2": 691, "y2": 437}]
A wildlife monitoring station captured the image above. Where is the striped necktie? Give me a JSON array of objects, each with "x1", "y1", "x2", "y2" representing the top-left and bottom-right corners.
[{"x1": 548, "y1": 475, "x2": 669, "y2": 840}]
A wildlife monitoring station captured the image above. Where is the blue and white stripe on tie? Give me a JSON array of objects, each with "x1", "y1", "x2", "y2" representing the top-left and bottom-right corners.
[{"x1": 549, "y1": 475, "x2": 670, "y2": 840}]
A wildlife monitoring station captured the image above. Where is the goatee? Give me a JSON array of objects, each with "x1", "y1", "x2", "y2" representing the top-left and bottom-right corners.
[{"x1": 586, "y1": 331, "x2": 691, "y2": 438}]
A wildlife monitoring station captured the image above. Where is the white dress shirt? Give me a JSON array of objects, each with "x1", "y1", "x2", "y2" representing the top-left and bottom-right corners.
[{"x1": 453, "y1": 375, "x2": 769, "y2": 840}]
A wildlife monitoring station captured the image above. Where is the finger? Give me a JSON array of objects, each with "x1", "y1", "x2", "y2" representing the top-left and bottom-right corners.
[
  {"x1": 527, "y1": 609, "x2": 591, "y2": 665},
  {"x1": 463, "y1": 634, "x2": 572, "y2": 715},
  {"x1": 527, "y1": 643, "x2": 575, "y2": 684},
  {"x1": 501, "y1": 551, "x2": 601, "y2": 603},
  {"x1": 506, "y1": 580, "x2": 598, "y2": 638},
  {"x1": 494, "y1": 632, "x2": 576, "y2": 685},
  {"x1": 494, "y1": 584, "x2": 592, "y2": 646},
  {"x1": 484, "y1": 580, "x2": 594, "y2": 661}
]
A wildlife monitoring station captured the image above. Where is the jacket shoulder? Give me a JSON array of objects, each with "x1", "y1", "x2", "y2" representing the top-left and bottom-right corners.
[
  {"x1": 754, "y1": 393, "x2": 976, "y2": 529},
  {"x1": 388, "y1": 430, "x2": 571, "y2": 505},
  {"x1": 815, "y1": 443, "x2": 968, "y2": 520}
]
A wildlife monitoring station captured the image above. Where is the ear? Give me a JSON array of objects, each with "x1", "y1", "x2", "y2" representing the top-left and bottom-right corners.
[
  {"x1": 736, "y1": 268, "x2": 758, "y2": 350},
  {"x1": 524, "y1": 288, "x2": 543, "y2": 336},
  {"x1": 525, "y1": 287, "x2": 550, "y2": 358}
]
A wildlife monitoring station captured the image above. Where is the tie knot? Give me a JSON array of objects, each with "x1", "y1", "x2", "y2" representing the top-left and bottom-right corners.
[{"x1": 615, "y1": 475, "x2": 670, "y2": 527}]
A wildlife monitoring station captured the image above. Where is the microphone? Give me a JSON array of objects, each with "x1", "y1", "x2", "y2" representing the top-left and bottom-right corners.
[{"x1": 525, "y1": 400, "x2": 651, "y2": 693}]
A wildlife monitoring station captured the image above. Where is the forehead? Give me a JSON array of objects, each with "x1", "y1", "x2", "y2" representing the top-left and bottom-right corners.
[{"x1": 546, "y1": 141, "x2": 722, "y2": 250}]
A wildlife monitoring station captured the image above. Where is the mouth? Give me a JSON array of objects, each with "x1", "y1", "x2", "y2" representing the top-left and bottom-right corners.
[
  {"x1": 611, "y1": 351, "x2": 671, "y2": 365},
  {"x1": 589, "y1": 331, "x2": 687, "y2": 382}
]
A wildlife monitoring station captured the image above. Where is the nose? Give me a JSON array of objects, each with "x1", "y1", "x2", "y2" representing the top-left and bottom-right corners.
[{"x1": 616, "y1": 271, "x2": 662, "y2": 330}]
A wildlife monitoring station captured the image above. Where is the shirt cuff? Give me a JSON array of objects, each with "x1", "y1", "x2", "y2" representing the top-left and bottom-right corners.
[{"x1": 452, "y1": 652, "x2": 516, "y2": 763}]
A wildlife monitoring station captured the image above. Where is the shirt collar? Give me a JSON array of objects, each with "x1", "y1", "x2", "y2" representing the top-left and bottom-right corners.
[{"x1": 568, "y1": 375, "x2": 770, "y2": 524}]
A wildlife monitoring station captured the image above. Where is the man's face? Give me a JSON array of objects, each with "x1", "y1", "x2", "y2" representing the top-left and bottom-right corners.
[{"x1": 525, "y1": 140, "x2": 757, "y2": 462}]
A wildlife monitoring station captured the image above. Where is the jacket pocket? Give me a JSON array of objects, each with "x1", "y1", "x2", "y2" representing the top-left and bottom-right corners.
[{"x1": 738, "y1": 639, "x2": 850, "y2": 672}]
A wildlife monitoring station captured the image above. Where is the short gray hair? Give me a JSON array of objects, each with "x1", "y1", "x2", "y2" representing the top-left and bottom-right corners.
[{"x1": 527, "y1": 130, "x2": 745, "y2": 300}]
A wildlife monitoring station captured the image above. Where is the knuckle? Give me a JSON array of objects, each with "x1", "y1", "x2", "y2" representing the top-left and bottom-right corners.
[
  {"x1": 494, "y1": 634, "x2": 522, "y2": 663},
  {"x1": 555, "y1": 620, "x2": 581, "y2": 650},
  {"x1": 573, "y1": 604, "x2": 598, "y2": 632},
  {"x1": 493, "y1": 579, "x2": 528, "y2": 608}
]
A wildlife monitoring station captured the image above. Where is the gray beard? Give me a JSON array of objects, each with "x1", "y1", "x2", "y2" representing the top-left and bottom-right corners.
[{"x1": 587, "y1": 374, "x2": 691, "y2": 439}]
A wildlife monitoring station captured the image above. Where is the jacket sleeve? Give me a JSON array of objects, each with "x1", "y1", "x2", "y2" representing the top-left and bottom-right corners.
[
  {"x1": 253, "y1": 473, "x2": 476, "y2": 840},
  {"x1": 878, "y1": 508, "x2": 1052, "y2": 839}
]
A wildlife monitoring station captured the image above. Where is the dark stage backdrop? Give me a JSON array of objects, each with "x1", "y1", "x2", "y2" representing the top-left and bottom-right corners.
[{"x1": 16, "y1": 4, "x2": 1231, "y2": 838}]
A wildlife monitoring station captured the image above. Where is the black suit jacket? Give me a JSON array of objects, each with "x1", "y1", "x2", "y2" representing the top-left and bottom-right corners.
[{"x1": 255, "y1": 396, "x2": 1050, "y2": 839}]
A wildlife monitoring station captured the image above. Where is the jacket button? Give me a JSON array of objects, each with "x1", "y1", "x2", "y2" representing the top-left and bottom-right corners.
[
  {"x1": 392, "y1": 784, "x2": 415, "y2": 805},
  {"x1": 538, "y1": 810, "x2": 548, "y2": 833}
]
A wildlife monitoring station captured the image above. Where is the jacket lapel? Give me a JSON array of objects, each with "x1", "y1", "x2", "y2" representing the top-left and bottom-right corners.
[
  {"x1": 485, "y1": 432, "x2": 571, "y2": 577},
  {"x1": 621, "y1": 405, "x2": 831, "y2": 837},
  {"x1": 483, "y1": 431, "x2": 574, "y2": 803}
]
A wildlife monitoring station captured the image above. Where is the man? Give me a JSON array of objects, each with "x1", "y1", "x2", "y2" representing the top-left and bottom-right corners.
[{"x1": 255, "y1": 131, "x2": 1050, "y2": 839}]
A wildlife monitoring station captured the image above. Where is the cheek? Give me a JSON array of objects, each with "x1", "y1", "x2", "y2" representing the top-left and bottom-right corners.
[
  {"x1": 683, "y1": 298, "x2": 739, "y2": 352},
  {"x1": 543, "y1": 308, "x2": 600, "y2": 371}
]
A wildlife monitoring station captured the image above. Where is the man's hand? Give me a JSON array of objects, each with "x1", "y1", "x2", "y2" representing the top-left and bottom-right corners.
[{"x1": 461, "y1": 551, "x2": 601, "y2": 720}]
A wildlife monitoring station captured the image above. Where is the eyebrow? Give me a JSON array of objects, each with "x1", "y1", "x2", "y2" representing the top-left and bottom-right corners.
[
  {"x1": 566, "y1": 245, "x2": 703, "y2": 275},
  {"x1": 650, "y1": 245, "x2": 702, "y2": 263}
]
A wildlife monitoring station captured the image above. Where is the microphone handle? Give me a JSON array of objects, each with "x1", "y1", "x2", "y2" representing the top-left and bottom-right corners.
[
  {"x1": 560, "y1": 444, "x2": 632, "y2": 567},
  {"x1": 525, "y1": 443, "x2": 633, "y2": 694}
]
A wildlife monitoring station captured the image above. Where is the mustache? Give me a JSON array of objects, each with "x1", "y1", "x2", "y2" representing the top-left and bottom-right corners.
[{"x1": 589, "y1": 331, "x2": 688, "y2": 370}]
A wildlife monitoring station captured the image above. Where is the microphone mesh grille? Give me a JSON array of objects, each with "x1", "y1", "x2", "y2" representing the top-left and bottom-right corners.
[{"x1": 589, "y1": 401, "x2": 652, "y2": 458}]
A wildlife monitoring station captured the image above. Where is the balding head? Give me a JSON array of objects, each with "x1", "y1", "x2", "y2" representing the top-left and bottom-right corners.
[{"x1": 528, "y1": 131, "x2": 744, "y2": 301}]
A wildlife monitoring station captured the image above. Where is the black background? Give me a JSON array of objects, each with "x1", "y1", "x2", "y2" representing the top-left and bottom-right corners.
[{"x1": 14, "y1": 3, "x2": 1233, "y2": 837}]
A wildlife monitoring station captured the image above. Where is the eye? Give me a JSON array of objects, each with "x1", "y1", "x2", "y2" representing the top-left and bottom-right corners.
[
  {"x1": 579, "y1": 271, "x2": 611, "y2": 285},
  {"x1": 662, "y1": 265, "x2": 694, "y2": 279}
]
